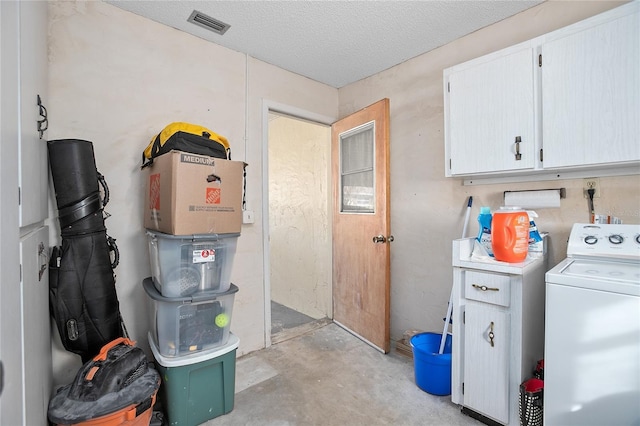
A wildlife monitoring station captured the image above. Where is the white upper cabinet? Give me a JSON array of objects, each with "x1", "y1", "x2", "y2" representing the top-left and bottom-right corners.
[
  {"x1": 18, "y1": 0, "x2": 49, "y2": 228},
  {"x1": 444, "y1": 2, "x2": 639, "y2": 181},
  {"x1": 445, "y1": 47, "x2": 536, "y2": 176},
  {"x1": 541, "y1": 8, "x2": 640, "y2": 169}
]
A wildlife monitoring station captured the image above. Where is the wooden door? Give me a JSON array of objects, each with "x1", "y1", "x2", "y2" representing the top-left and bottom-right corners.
[{"x1": 332, "y1": 99, "x2": 391, "y2": 353}]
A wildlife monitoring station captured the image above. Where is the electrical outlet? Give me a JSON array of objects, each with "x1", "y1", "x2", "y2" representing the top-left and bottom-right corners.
[{"x1": 583, "y1": 178, "x2": 600, "y2": 198}]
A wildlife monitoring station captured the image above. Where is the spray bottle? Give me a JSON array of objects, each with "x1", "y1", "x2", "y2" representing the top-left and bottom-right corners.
[{"x1": 477, "y1": 206, "x2": 494, "y2": 257}]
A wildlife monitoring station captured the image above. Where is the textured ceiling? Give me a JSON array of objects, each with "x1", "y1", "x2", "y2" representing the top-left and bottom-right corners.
[{"x1": 106, "y1": 0, "x2": 543, "y2": 88}]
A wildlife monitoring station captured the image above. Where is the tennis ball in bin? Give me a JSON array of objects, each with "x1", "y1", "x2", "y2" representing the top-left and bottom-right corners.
[{"x1": 215, "y1": 313, "x2": 229, "y2": 328}]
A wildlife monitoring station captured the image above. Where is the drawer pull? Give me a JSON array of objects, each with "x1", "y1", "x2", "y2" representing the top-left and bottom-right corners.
[
  {"x1": 488, "y1": 321, "x2": 495, "y2": 347},
  {"x1": 472, "y1": 284, "x2": 499, "y2": 292}
]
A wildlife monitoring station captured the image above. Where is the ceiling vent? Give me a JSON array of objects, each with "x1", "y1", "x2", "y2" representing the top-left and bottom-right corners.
[{"x1": 187, "y1": 10, "x2": 230, "y2": 35}]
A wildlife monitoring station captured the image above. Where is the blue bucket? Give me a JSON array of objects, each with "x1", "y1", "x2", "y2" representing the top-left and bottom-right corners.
[{"x1": 410, "y1": 332, "x2": 452, "y2": 396}]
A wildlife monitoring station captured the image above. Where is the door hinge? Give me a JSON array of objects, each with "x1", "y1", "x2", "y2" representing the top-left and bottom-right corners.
[
  {"x1": 447, "y1": 82, "x2": 451, "y2": 93},
  {"x1": 462, "y1": 382, "x2": 464, "y2": 395},
  {"x1": 463, "y1": 311, "x2": 465, "y2": 324},
  {"x1": 18, "y1": 186, "x2": 21, "y2": 206},
  {"x1": 449, "y1": 158, "x2": 452, "y2": 170},
  {"x1": 538, "y1": 54, "x2": 542, "y2": 67},
  {"x1": 539, "y1": 148, "x2": 544, "y2": 162}
]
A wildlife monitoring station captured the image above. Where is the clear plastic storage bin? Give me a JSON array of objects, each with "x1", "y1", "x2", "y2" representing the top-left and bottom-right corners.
[
  {"x1": 143, "y1": 277, "x2": 238, "y2": 357},
  {"x1": 147, "y1": 230, "x2": 239, "y2": 297}
]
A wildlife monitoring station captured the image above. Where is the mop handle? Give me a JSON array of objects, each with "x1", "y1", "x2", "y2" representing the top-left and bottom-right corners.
[
  {"x1": 439, "y1": 196, "x2": 473, "y2": 355},
  {"x1": 461, "y1": 196, "x2": 473, "y2": 239}
]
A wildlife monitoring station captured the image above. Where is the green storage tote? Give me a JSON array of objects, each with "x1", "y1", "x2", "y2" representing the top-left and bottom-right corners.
[{"x1": 149, "y1": 332, "x2": 239, "y2": 426}]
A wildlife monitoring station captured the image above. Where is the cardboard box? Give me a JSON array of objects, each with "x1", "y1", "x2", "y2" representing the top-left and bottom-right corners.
[{"x1": 144, "y1": 151, "x2": 245, "y2": 235}]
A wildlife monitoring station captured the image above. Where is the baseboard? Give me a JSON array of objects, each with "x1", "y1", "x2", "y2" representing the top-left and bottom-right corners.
[{"x1": 461, "y1": 406, "x2": 503, "y2": 426}]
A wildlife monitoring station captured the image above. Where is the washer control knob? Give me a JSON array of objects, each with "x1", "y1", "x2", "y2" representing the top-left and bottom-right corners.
[
  {"x1": 636, "y1": 234, "x2": 640, "y2": 245},
  {"x1": 584, "y1": 235, "x2": 598, "y2": 245},
  {"x1": 609, "y1": 234, "x2": 624, "y2": 245}
]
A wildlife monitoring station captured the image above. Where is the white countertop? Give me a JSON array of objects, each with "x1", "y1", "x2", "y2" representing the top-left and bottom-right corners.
[{"x1": 452, "y1": 237, "x2": 547, "y2": 275}]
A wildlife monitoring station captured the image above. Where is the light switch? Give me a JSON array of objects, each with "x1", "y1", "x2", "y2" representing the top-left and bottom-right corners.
[{"x1": 242, "y1": 210, "x2": 255, "y2": 224}]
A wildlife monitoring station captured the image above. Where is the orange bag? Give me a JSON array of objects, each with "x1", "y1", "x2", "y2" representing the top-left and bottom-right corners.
[{"x1": 48, "y1": 338, "x2": 160, "y2": 426}]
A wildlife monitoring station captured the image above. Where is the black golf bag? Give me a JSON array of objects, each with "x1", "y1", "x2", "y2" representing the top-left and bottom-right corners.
[{"x1": 48, "y1": 139, "x2": 124, "y2": 363}]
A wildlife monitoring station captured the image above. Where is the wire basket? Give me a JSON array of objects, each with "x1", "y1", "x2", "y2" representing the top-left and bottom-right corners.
[{"x1": 519, "y1": 378, "x2": 544, "y2": 426}]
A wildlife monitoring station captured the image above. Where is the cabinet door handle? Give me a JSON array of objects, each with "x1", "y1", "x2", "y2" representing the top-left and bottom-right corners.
[
  {"x1": 514, "y1": 136, "x2": 522, "y2": 160},
  {"x1": 472, "y1": 284, "x2": 499, "y2": 292},
  {"x1": 38, "y1": 242, "x2": 47, "y2": 281},
  {"x1": 37, "y1": 94, "x2": 48, "y2": 139},
  {"x1": 488, "y1": 321, "x2": 495, "y2": 347}
]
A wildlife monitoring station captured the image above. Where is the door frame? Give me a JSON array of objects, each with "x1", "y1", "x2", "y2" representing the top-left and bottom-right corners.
[{"x1": 261, "y1": 100, "x2": 336, "y2": 348}]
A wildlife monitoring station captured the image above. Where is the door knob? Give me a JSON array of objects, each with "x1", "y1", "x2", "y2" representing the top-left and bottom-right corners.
[{"x1": 373, "y1": 235, "x2": 394, "y2": 244}]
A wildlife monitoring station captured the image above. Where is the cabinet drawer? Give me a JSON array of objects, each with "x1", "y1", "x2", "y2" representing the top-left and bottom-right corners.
[{"x1": 464, "y1": 271, "x2": 511, "y2": 307}]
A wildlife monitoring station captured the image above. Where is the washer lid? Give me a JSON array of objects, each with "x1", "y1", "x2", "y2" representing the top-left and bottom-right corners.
[{"x1": 547, "y1": 258, "x2": 640, "y2": 296}]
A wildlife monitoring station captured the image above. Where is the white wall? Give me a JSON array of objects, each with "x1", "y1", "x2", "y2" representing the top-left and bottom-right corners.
[
  {"x1": 337, "y1": 1, "x2": 640, "y2": 342},
  {"x1": 269, "y1": 114, "x2": 331, "y2": 320},
  {"x1": 48, "y1": 0, "x2": 640, "y2": 386},
  {"x1": 47, "y1": 0, "x2": 337, "y2": 386}
]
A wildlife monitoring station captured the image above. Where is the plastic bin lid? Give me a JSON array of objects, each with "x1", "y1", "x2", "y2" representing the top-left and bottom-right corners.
[
  {"x1": 143, "y1": 277, "x2": 238, "y2": 302},
  {"x1": 149, "y1": 332, "x2": 239, "y2": 367},
  {"x1": 145, "y1": 229, "x2": 240, "y2": 241}
]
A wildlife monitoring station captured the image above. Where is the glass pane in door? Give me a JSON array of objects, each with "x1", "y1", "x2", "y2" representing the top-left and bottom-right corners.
[{"x1": 340, "y1": 122, "x2": 375, "y2": 213}]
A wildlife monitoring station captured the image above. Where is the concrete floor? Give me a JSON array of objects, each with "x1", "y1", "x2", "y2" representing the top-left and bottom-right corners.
[
  {"x1": 205, "y1": 322, "x2": 481, "y2": 426},
  {"x1": 270, "y1": 301, "x2": 316, "y2": 335}
]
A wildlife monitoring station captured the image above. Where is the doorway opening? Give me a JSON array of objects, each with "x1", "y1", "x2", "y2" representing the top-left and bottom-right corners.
[{"x1": 267, "y1": 111, "x2": 332, "y2": 344}]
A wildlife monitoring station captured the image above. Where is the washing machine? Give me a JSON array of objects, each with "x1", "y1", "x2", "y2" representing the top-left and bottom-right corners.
[{"x1": 544, "y1": 223, "x2": 640, "y2": 425}]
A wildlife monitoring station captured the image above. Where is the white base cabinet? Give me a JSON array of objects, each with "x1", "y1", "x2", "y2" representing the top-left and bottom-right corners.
[{"x1": 451, "y1": 238, "x2": 547, "y2": 425}]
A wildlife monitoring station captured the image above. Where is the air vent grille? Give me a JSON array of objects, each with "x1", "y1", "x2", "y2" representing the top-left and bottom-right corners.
[{"x1": 187, "y1": 10, "x2": 230, "y2": 35}]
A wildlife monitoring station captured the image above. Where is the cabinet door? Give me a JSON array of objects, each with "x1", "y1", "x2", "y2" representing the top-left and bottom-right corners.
[
  {"x1": 18, "y1": 0, "x2": 49, "y2": 227},
  {"x1": 20, "y1": 226, "x2": 51, "y2": 426},
  {"x1": 446, "y1": 47, "x2": 536, "y2": 176},
  {"x1": 541, "y1": 7, "x2": 640, "y2": 169},
  {"x1": 0, "y1": 1, "x2": 23, "y2": 424},
  {"x1": 463, "y1": 303, "x2": 510, "y2": 424}
]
